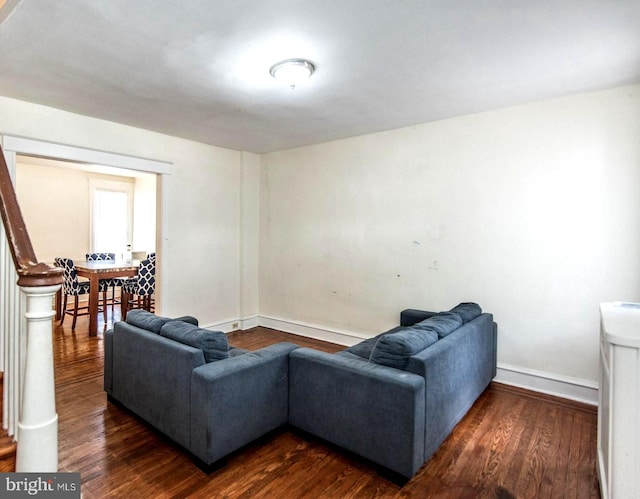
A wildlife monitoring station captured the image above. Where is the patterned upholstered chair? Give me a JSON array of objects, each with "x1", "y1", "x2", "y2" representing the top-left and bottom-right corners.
[
  {"x1": 85, "y1": 252, "x2": 116, "y2": 261},
  {"x1": 144, "y1": 252, "x2": 156, "y2": 310},
  {"x1": 86, "y1": 252, "x2": 120, "y2": 309},
  {"x1": 121, "y1": 256, "x2": 155, "y2": 319},
  {"x1": 54, "y1": 257, "x2": 109, "y2": 330}
]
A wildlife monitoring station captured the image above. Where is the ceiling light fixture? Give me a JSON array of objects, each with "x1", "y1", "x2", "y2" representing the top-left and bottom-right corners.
[{"x1": 269, "y1": 58, "x2": 315, "y2": 89}]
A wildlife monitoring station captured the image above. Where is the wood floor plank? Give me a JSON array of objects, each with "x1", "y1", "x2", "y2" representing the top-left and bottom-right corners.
[
  {"x1": 449, "y1": 391, "x2": 527, "y2": 497},
  {"x1": 513, "y1": 404, "x2": 555, "y2": 497},
  {"x1": 36, "y1": 312, "x2": 602, "y2": 498}
]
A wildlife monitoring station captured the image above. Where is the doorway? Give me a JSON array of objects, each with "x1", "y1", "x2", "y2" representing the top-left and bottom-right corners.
[
  {"x1": 15, "y1": 154, "x2": 155, "y2": 265},
  {"x1": 0, "y1": 134, "x2": 171, "y2": 313}
]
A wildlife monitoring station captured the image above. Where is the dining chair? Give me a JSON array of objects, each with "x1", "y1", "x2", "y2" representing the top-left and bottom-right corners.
[
  {"x1": 85, "y1": 252, "x2": 121, "y2": 309},
  {"x1": 121, "y1": 256, "x2": 155, "y2": 319},
  {"x1": 54, "y1": 257, "x2": 110, "y2": 330},
  {"x1": 143, "y1": 252, "x2": 156, "y2": 310}
]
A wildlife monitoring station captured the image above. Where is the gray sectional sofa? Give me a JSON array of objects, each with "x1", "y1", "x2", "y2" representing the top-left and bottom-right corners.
[
  {"x1": 289, "y1": 303, "x2": 497, "y2": 480},
  {"x1": 103, "y1": 310, "x2": 298, "y2": 471},
  {"x1": 104, "y1": 304, "x2": 497, "y2": 481}
]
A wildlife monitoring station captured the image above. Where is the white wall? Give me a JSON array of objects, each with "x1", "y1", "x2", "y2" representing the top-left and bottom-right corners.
[
  {"x1": 15, "y1": 162, "x2": 134, "y2": 263},
  {"x1": 0, "y1": 95, "x2": 251, "y2": 328},
  {"x1": 260, "y1": 84, "x2": 640, "y2": 386},
  {"x1": 132, "y1": 173, "x2": 156, "y2": 254}
]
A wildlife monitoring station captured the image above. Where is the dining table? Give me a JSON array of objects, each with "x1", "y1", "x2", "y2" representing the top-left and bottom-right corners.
[{"x1": 72, "y1": 259, "x2": 139, "y2": 336}]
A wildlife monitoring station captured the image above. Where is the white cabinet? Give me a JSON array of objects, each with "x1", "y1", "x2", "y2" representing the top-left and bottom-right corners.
[{"x1": 598, "y1": 302, "x2": 640, "y2": 499}]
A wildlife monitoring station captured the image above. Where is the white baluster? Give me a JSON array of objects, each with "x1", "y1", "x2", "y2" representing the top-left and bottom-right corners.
[{"x1": 15, "y1": 284, "x2": 60, "y2": 472}]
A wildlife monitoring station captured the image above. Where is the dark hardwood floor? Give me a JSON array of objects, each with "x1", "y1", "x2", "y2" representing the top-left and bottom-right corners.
[{"x1": 0, "y1": 308, "x2": 601, "y2": 498}]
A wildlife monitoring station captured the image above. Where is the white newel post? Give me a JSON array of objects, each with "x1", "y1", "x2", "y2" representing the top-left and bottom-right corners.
[{"x1": 15, "y1": 284, "x2": 60, "y2": 472}]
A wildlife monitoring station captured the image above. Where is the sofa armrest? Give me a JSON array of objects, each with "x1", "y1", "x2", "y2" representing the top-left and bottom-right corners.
[
  {"x1": 190, "y1": 342, "x2": 299, "y2": 465},
  {"x1": 110, "y1": 323, "x2": 206, "y2": 450},
  {"x1": 400, "y1": 309, "x2": 438, "y2": 327},
  {"x1": 406, "y1": 313, "x2": 497, "y2": 460},
  {"x1": 289, "y1": 348, "x2": 425, "y2": 479}
]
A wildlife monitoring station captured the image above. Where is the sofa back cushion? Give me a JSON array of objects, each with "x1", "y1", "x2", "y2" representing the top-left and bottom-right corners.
[
  {"x1": 369, "y1": 328, "x2": 438, "y2": 369},
  {"x1": 125, "y1": 310, "x2": 200, "y2": 334},
  {"x1": 414, "y1": 311, "x2": 463, "y2": 338},
  {"x1": 126, "y1": 309, "x2": 172, "y2": 333},
  {"x1": 160, "y1": 321, "x2": 229, "y2": 362},
  {"x1": 449, "y1": 302, "x2": 482, "y2": 323},
  {"x1": 345, "y1": 326, "x2": 405, "y2": 359}
]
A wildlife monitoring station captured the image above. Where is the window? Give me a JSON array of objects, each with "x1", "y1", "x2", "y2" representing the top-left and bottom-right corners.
[{"x1": 90, "y1": 179, "x2": 134, "y2": 255}]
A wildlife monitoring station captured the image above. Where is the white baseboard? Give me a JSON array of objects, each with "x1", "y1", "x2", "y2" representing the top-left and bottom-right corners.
[
  {"x1": 259, "y1": 315, "x2": 369, "y2": 347},
  {"x1": 495, "y1": 363, "x2": 598, "y2": 406},
  {"x1": 240, "y1": 315, "x2": 260, "y2": 330},
  {"x1": 256, "y1": 315, "x2": 599, "y2": 406},
  {"x1": 202, "y1": 315, "x2": 260, "y2": 333},
  {"x1": 201, "y1": 318, "x2": 241, "y2": 333}
]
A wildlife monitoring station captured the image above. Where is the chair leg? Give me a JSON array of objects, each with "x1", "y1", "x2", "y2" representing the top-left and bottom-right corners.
[
  {"x1": 110, "y1": 287, "x2": 115, "y2": 311},
  {"x1": 71, "y1": 296, "x2": 79, "y2": 330},
  {"x1": 60, "y1": 295, "x2": 68, "y2": 325},
  {"x1": 102, "y1": 290, "x2": 108, "y2": 322},
  {"x1": 121, "y1": 291, "x2": 129, "y2": 320}
]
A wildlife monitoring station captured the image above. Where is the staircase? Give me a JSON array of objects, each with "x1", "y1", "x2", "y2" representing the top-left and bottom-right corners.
[{"x1": 0, "y1": 143, "x2": 63, "y2": 471}]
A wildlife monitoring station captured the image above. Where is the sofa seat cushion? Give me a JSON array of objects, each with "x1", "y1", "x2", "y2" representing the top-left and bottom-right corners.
[
  {"x1": 449, "y1": 302, "x2": 482, "y2": 323},
  {"x1": 369, "y1": 328, "x2": 438, "y2": 369},
  {"x1": 126, "y1": 309, "x2": 172, "y2": 333},
  {"x1": 160, "y1": 321, "x2": 229, "y2": 362},
  {"x1": 414, "y1": 311, "x2": 463, "y2": 338},
  {"x1": 345, "y1": 326, "x2": 405, "y2": 359}
]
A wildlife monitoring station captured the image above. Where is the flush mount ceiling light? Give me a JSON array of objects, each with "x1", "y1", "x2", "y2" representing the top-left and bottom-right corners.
[{"x1": 269, "y1": 58, "x2": 315, "y2": 89}]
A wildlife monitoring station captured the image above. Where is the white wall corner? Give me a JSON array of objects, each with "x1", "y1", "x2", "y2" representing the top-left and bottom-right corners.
[
  {"x1": 241, "y1": 315, "x2": 260, "y2": 330},
  {"x1": 202, "y1": 315, "x2": 260, "y2": 334},
  {"x1": 239, "y1": 151, "x2": 261, "y2": 324}
]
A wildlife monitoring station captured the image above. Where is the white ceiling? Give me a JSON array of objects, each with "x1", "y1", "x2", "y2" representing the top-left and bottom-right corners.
[{"x1": 0, "y1": 0, "x2": 638, "y2": 154}]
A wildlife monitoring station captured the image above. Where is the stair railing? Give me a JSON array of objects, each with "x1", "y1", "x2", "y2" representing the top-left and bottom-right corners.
[{"x1": 0, "y1": 143, "x2": 63, "y2": 471}]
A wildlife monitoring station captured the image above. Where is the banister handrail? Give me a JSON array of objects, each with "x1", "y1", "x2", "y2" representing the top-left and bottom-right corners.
[
  {"x1": 0, "y1": 143, "x2": 62, "y2": 472},
  {"x1": 0, "y1": 144, "x2": 63, "y2": 287}
]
